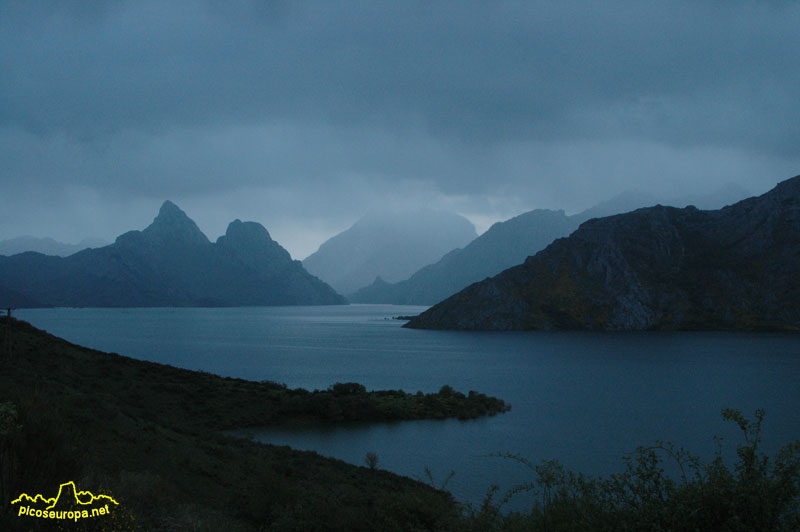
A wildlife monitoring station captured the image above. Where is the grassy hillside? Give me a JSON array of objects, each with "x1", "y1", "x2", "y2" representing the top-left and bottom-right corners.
[
  {"x1": 2, "y1": 316, "x2": 798, "y2": 531},
  {"x1": 0, "y1": 316, "x2": 505, "y2": 531}
]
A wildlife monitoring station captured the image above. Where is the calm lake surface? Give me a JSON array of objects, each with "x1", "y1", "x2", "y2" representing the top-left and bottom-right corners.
[{"x1": 17, "y1": 305, "x2": 800, "y2": 509}]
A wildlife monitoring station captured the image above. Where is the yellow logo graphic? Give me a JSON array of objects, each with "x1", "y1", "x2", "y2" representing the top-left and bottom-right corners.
[{"x1": 12, "y1": 481, "x2": 118, "y2": 522}]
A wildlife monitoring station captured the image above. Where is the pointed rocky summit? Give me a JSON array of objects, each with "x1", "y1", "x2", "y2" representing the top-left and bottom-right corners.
[
  {"x1": 142, "y1": 200, "x2": 210, "y2": 247},
  {"x1": 0, "y1": 201, "x2": 345, "y2": 307}
]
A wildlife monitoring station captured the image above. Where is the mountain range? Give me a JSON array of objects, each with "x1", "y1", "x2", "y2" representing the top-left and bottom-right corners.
[
  {"x1": 350, "y1": 189, "x2": 702, "y2": 305},
  {"x1": 405, "y1": 175, "x2": 800, "y2": 331},
  {"x1": 350, "y1": 208, "x2": 578, "y2": 305},
  {"x1": 0, "y1": 201, "x2": 344, "y2": 308},
  {"x1": 303, "y1": 208, "x2": 477, "y2": 295},
  {"x1": 0, "y1": 236, "x2": 110, "y2": 257}
]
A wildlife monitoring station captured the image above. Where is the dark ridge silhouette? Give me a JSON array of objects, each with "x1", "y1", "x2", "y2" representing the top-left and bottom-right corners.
[
  {"x1": 0, "y1": 201, "x2": 345, "y2": 308},
  {"x1": 405, "y1": 175, "x2": 800, "y2": 331}
]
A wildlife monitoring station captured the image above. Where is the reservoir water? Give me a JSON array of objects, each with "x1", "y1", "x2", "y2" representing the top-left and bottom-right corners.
[{"x1": 17, "y1": 305, "x2": 800, "y2": 509}]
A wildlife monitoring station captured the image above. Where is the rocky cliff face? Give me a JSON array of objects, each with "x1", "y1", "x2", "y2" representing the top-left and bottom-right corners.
[
  {"x1": 405, "y1": 176, "x2": 800, "y2": 331},
  {"x1": 0, "y1": 201, "x2": 345, "y2": 308}
]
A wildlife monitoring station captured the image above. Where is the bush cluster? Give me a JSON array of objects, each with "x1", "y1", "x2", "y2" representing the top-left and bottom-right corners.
[
  {"x1": 459, "y1": 409, "x2": 800, "y2": 531},
  {"x1": 268, "y1": 383, "x2": 510, "y2": 424}
]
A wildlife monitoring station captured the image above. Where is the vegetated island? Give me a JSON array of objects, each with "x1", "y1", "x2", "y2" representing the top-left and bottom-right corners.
[{"x1": 0, "y1": 316, "x2": 507, "y2": 531}]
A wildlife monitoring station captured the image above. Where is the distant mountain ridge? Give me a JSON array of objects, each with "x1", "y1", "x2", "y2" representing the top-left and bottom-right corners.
[
  {"x1": 0, "y1": 236, "x2": 110, "y2": 257},
  {"x1": 350, "y1": 189, "x2": 696, "y2": 305},
  {"x1": 351, "y1": 209, "x2": 578, "y2": 305},
  {"x1": 303, "y1": 208, "x2": 477, "y2": 295},
  {"x1": 405, "y1": 175, "x2": 800, "y2": 331},
  {"x1": 0, "y1": 201, "x2": 344, "y2": 308}
]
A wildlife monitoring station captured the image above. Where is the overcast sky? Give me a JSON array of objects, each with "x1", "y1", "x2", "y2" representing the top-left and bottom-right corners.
[{"x1": 2, "y1": 0, "x2": 799, "y2": 258}]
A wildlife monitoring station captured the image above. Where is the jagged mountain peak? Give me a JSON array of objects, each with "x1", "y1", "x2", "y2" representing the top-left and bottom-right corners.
[
  {"x1": 159, "y1": 199, "x2": 182, "y2": 215},
  {"x1": 223, "y1": 219, "x2": 273, "y2": 244},
  {"x1": 142, "y1": 200, "x2": 210, "y2": 247},
  {"x1": 216, "y1": 219, "x2": 293, "y2": 267},
  {"x1": 1, "y1": 201, "x2": 345, "y2": 307}
]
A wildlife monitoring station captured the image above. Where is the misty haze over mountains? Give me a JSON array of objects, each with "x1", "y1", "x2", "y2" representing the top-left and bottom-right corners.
[
  {"x1": 302, "y1": 209, "x2": 477, "y2": 295},
  {"x1": 350, "y1": 184, "x2": 753, "y2": 305},
  {"x1": 0, "y1": 183, "x2": 757, "y2": 310},
  {"x1": 0, "y1": 236, "x2": 110, "y2": 257},
  {"x1": 3, "y1": 1, "x2": 797, "y2": 252}
]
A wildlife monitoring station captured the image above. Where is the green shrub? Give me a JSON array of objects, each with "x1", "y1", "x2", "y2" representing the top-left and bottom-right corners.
[
  {"x1": 465, "y1": 409, "x2": 800, "y2": 532},
  {"x1": 0, "y1": 396, "x2": 84, "y2": 531}
]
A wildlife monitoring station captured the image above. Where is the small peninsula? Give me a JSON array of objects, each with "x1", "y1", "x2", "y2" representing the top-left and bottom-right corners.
[{"x1": 0, "y1": 316, "x2": 507, "y2": 531}]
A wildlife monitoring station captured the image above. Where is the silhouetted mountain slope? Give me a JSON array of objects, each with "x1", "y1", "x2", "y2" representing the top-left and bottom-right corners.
[
  {"x1": 405, "y1": 175, "x2": 800, "y2": 331},
  {"x1": 572, "y1": 190, "x2": 659, "y2": 224},
  {"x1": 303, "y1": 209, "x2": 477, "y2": 295},
  {"x1": 0, "y1": 201, "x2": 344, "y2": 307},
  {"x1": 0, "y1": 236, "x2": 109, "y2": 257},
  {"x1": 0, "y1": 284, "x2": 43, "y2": 308}
]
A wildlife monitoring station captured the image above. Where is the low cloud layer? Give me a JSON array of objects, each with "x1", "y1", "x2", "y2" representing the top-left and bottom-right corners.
[{"x1": 2, "y1": 1, "x2": 798, "y2": 258}]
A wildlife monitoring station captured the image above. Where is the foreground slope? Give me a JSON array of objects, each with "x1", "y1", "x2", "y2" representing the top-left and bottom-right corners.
[
  {"x1": 406, "y1": 175, "x2": 800, "y2": 331},
  {"x1": 0, "y1": 201, "x2": 344, "y2": 307},
  {"x1": 0, "y1": 318, "x2": 507, "y2": 531}
]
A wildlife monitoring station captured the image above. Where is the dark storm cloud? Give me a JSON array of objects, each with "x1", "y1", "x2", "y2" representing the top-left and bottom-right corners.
[
  {"x1": 3, "y1": 1, "x2": 799, "y2": 149},
  {"x1": 1, "y1": 0, "x2": 799, "y2": 256}
]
